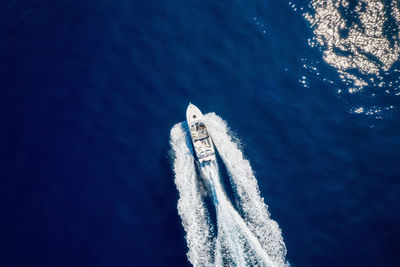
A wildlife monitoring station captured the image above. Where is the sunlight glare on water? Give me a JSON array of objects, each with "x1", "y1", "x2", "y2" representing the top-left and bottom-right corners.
[{"x1": 303, "y1": 0, "x2": 400, "y2": 93}]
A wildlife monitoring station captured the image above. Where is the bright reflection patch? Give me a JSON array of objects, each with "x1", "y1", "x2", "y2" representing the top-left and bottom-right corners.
[{"x1": 304, "y1": 0, "x2": 400, "y2": 91}]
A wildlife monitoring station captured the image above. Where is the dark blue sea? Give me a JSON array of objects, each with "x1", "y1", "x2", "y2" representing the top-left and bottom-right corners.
[{"x1": 2, "y1": 0, "x2": 400, "y2": 266}]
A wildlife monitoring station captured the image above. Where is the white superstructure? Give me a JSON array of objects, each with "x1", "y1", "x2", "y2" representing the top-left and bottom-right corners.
[{"x1": 186, "y1": 103, "x2": 216, "y2": 164}]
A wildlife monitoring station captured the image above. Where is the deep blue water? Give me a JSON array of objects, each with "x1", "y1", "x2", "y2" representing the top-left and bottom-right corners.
[{"x1": 1, "y1": 0, "x2": 400, "y2": 266}]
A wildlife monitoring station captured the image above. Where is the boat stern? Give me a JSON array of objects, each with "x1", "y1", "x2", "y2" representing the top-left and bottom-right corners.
[{"x1": 198, "y1": 154, "x2": 216, "y2": 164}]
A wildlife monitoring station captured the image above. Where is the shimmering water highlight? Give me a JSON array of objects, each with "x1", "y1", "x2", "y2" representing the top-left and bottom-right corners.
[{"x1": 304, "y1": 0, "x2": 400, "y2": 92}]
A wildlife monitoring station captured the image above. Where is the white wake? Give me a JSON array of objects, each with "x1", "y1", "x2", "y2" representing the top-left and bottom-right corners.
[{"x1": 170, "y1": 113, "x2": 288, "y2": 267}]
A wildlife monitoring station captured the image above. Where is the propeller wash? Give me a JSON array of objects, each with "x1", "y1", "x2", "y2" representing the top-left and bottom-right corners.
[{"x1": 170, "y1": 105, "x2": 288, "y2": 267}]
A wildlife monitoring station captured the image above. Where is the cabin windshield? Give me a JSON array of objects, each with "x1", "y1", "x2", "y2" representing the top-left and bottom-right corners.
[
  {"x1": 190, "y1": 122, "x2": 209, "y2": 141},
  {"x1": 195, "y1": 122, "x2": 206, "y2": 131}
]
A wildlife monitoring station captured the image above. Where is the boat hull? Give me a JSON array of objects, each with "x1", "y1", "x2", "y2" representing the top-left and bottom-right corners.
[{"x1": 186, "y1": 104, "x2": 216, "y2": 164}]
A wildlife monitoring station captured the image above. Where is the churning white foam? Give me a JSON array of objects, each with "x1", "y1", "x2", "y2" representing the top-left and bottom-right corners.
[
  {"x1": 205, "y1": 113, "x2": 288, "y2": 267},
  {"x1": 170, "y1": 123, "x2": 215, "y2": 266},
  {"x1": 170, "y1": 114, "x2": 288, "y2": 267}
]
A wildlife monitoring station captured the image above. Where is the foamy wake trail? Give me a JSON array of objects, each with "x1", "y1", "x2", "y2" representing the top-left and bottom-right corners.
[
  {"x1": 170, "y1": 114, "x2": 288, "y2": 267},
  {"x1": 170, "y1": 123, "x2": 215, "y2": 266},
  {"x1": 205, "y1": 113, "x2": 288, "y2": 267},
  {"x1": 202, "y1": 163, "x2": 276, "y2": 267}
]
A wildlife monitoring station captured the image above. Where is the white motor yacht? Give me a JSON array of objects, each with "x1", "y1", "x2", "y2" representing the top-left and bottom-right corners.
[{"x1": 186, "y1": 103, "x2": 216, "y2": 164}]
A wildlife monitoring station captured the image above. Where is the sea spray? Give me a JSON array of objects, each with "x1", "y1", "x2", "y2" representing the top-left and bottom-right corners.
[
  {"x1": 170, "y1": 123, "x2": 215, "y2": 266},
  {"x1": 201, "y1": 162, "x2": 277, "y2": 266},
  {"x1": 205, "y1": 113, "x2": 288, "y2": 267}
]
